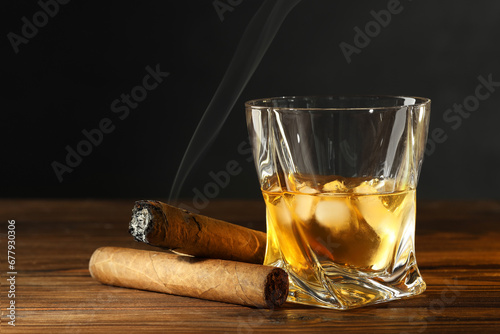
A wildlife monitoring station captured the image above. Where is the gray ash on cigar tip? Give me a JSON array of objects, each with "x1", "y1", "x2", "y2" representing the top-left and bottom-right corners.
[{"x1": 129, "y1": 202, "x2": 153, "y2": 243}]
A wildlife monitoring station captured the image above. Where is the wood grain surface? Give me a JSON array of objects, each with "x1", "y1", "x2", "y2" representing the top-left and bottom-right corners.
[{"x1": 1, "y1": 199, "x2": 499, "y2": 333}]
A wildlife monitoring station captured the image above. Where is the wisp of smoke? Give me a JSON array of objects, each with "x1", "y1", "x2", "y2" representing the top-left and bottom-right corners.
[{"x1": 168, "y1": 0, "x2": 301, "y2": 203}]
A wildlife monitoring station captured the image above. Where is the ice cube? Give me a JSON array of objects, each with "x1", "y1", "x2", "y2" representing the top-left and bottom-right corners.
[
  {"x1": 378, "y1": 178, "x2": 395, "y2": 193},
  {"x1": 353, "y1": 183, "x2": 377, "y2": 195},
  {"x1": 267, "y1": 185, "x2": 283, "y2": 193},
  {"x1": 273, "y1": 198, "x2": 293, "y2": 226},
  {"x1": 294, "y1": 186, "x2": 319, "y2": 222},
  {"x1": 355, "y1": 194, "x2": 394, "y2": 232},
  {"x1": 323, "y1": 180, "x2": 348, "y2": 193},
  {"x1": 315, "y1": 198, "x2": 351, "y2": 231},
  {"x1": 354, "y1": 189, "x2": 399, "y2": 270},
  {"x1": 354, "y1": 178, "x2": 393, "y2": 194},
  {"x1": 299, "y1": 185, "x2": 318, "y2": 194},
  {"x1": 370, "y1": 227, "x2": 397, "y2": 270}
]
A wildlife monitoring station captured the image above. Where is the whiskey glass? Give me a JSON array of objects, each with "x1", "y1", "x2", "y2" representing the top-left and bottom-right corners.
[{"x1": 246, "y1": 96, "x2": 430, "y2": 309}]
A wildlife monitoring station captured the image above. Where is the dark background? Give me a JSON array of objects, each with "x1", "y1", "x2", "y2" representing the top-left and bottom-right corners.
[{"x1": 2, "y1": 0, "x2": 500, "y2": 202}]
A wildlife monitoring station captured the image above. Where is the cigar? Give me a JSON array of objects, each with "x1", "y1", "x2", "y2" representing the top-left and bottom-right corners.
[
  {"x1": 129, "y1": 200, "x2": 266, "y2": 264},
  {"x1": 89, "y1": 247, "x2": 288, "y2": 308}
]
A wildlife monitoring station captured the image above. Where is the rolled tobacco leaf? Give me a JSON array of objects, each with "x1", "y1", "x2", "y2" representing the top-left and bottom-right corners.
[
  {"x1": 129, "y1": 200, "x2": 267, "y2": 264},
  {"x1": 89, "y1": 247, "x2": 288, "y2": 308}
]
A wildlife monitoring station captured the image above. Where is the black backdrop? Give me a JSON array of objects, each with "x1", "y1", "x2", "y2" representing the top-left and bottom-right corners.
[{"x1": 2, "y1": 0, "x2": 500, "y2": 202}]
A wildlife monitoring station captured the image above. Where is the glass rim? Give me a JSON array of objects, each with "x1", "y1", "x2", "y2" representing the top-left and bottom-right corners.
[{"x1": 245, "y1": 95, "x2": 431, "y2": 111}]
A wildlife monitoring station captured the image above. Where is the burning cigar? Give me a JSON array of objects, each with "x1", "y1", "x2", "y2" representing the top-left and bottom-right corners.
[
  {"x1": 89, "y1": 247, "x2": 288, "y2": 308},
  {"x1": 129, "y1": 200, "x2": 266, "y2": 264}
]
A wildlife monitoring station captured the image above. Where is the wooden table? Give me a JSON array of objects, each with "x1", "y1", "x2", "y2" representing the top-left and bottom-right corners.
[{"x1": 1, "y1": 199, "x2": 499, "y2": 333}]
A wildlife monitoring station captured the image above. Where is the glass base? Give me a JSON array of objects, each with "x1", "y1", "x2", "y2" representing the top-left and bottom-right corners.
[{"x1": 283, "y1": 257, "x2": 426, "y2": 310}]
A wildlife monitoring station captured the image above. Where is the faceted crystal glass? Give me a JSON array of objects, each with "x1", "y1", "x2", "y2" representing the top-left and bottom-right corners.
[{"x1": 246, "y1": 96, "x2": 430, "y2": 309}]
